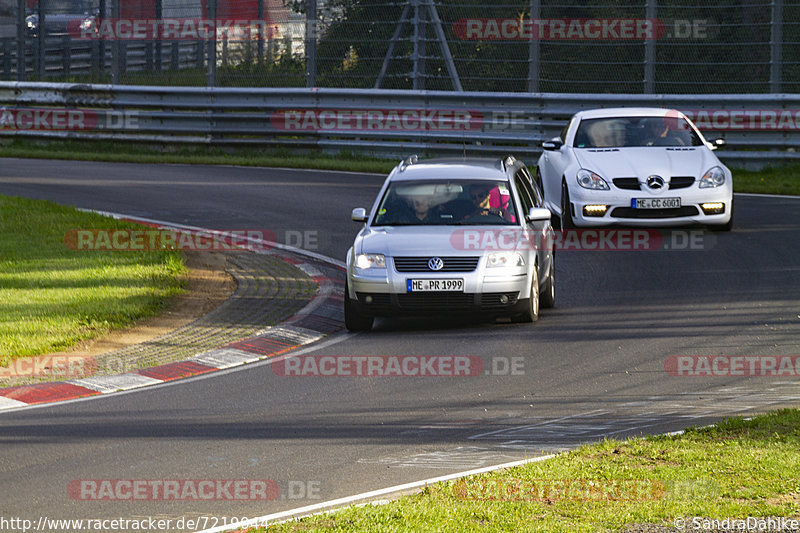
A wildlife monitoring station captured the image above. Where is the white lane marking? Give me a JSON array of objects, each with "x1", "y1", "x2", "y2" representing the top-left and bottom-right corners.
[
  {"x1": 734, "y1": 192, "x2": 800, "y2": 200},
  {"x1": 196, "y1": 454, "x2": 556, "y2": 533}
]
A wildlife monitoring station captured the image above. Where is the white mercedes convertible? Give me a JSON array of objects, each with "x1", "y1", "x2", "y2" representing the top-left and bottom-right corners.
[{"x1": 536, "y1": 107, "x2": 733, "y2": 231}]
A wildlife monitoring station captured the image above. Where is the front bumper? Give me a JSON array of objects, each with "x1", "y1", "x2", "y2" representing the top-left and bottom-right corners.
[
  {"x1": 566, "y1": 186, "x2": 733, "y2": 227},
  {"x1": 348, "y1": 268, "x2": 531, "y2": 317}
]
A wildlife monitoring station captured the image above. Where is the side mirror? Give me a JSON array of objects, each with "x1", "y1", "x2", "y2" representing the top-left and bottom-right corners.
[
  {"x1": 709, "y1": 138, "x2": 726, "y2": 150},
  {"x1": 526, "y1": 207, "x2": 552, "y2": 223},
  {"x1": 351, "y1": 208, "x2": 368, "y2": 223},
  {"x1": 542, "y1": 138, "x2": 563, "y2": 151}
]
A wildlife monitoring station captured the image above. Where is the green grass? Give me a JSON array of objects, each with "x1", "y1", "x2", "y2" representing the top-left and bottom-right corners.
[
  {"x1": 0, "y1": 195, "x2": 186, "y2": 363},
  {"x1": 254, "y1": 409, "x2": 800, "y2": 532},
  {"x1": 2, "y1": 138, "x2": 799, "y2": 195}
]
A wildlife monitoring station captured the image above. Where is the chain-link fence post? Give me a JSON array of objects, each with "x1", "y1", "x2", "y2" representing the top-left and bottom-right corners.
[
  {"x1": 16, "y1": 0, "x2": 25, "y2": 81},
  {"x1": 644, "y1": 0, "x2": 656, "y2": 93},
  {"x1": 528, "y1": 0, "x2": 540, "y2": 92},
  {"x1": 305, "y1": 0, "x2": 317, "y2": 87},
  {"x1": 207, "y1": 0, "x2": 216, "y2": 87},
  {"x1": 771, "y1": 0, "x2": 783, "y2": 93},
  {"x1": 36, "y1": 0, "x2": 45, "y2": 79},
  {"x1": 111, "y1": 0, "x2": 120, "y2": 83}
]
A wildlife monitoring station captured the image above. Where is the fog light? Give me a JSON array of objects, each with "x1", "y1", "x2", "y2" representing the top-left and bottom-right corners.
[
  {"x1": 583, "y1": 204, "x2": 608, "y2": 217},
  {"x1": 364, "y1": 295, "x2": 373, "y2": 304},
  {"x1": 700, "y1": 202, "x2": 725, "y2": 215},
  {"x1": 499, "y1": 294, "x2": 509, "y2": 304}
]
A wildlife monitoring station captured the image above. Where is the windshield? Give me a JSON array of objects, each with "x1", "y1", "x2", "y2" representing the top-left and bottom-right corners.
[
  {"x1": 574, "y1": 116, "x2": 703, "y2": 148},
  {"x1": 44, "y1": 0, "x2": 91, "y2": 14},
  {"x1": 372, "y1": 179, "x2": 517, "y2": 226}
]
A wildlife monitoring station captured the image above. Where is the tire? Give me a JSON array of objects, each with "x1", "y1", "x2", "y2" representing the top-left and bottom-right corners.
[
  {"x1": 560, "y1": 181, "x2": 576, "y2": 230},
  {"x1": 512, "y1": 265, "x2": 540, "y2": 323},
  {"x1": 707, "y1": 200, "x2": 733, "y2": 232},
  {"x1": 344, "y1": 281, "x2": 373, "y2": 332},
  {"x1": 540, "y1": 254, "x2": 555, "y2": 309}
]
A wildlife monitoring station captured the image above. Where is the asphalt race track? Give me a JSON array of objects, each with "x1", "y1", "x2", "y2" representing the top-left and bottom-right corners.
[{"x1": 1, "y1": 158, "x2": 799, "y2": 529}]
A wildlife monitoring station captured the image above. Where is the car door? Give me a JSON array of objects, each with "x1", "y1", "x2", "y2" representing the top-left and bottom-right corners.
[
  {"x1": 514, "y1": 169, "x2": 551, "y2": 284},
  {"x1": 538, "y1": 118, "x2": 573, "y2": 209}
]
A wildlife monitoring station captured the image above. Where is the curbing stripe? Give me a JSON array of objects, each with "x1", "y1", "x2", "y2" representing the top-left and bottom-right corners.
[
  {"x1": 69, "y1": 373, "x2": 166, "y2": 393},
  {"x1": 190, "y1": 348, "x2": 263, "y2": 369},
  {"x1": 0, "y1": 395, "x2": 28, "y2": 410}
]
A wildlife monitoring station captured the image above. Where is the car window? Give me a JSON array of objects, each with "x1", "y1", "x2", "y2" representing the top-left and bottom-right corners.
[
  {"x1": 559, "y1": 117, "x2": 573, "y2": 143},
  {"x1": 574, "y1": 116, "x2": 703, "y2": 148},
  {"x1": 517, "y1": 170, "x2": 542, "y2": 208},
  {"x1": 372, "y1": 179, "x2": 517, "y2": 226},
  {"x1": 514, "y1": 174, "x2": 535, "y2": 216}
]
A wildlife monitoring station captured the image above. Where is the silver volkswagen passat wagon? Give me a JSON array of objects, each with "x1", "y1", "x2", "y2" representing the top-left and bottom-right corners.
[{"x1": 345, "y1": 155, "x2": 555, "y2": 331}]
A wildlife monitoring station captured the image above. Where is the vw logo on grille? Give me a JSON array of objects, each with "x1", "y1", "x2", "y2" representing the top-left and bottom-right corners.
[
  {"x1": 646, "y1": 175, "x2": 665, "y2": 190},
  {"x1": 427, "y1": 257, "x2": 444, "y2": 271}
]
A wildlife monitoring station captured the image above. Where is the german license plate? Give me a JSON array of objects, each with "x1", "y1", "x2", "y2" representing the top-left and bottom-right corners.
[
  {"x1": 632, "y1": 197, "x2": 681, "y2": 209},
  {"x1": 406, "y1": 279, "x2": 464, "y2": 292}
]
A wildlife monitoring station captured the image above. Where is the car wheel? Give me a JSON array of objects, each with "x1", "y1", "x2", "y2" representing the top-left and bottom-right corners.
[
  {"x1": 512, "y1": 265, "x2": 540, "y2": 323},
  {"x1": 540, "y1": 254, "x2": 555, "y2": 309},
  {"x1": 707, "y1": 201, "x2": 733, "y2": 232},
  {"x1": 561, "y1": 181, "x2": 576, "y2": 230},
  {"x1": 344, "y1": 281, "x2": 373, "y2": 332}
]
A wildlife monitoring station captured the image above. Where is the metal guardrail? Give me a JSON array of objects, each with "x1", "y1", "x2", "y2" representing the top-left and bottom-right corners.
[{"x1": 1, "y1": 82, "x2": 799, "y2": 167}]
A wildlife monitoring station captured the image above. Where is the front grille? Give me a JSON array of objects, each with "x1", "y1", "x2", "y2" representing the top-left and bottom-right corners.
[
  {"x1": 610, "y1": 206, "x2": 699, "y2": 219},
  {"x1": 397, "y1": 292, "x2": 475, "y2": 310},
  {"x1": 668, "y1": 176, "x2": 695, "y2": 189},
  {"x1": 394, "y1": 256, "x2": 480, "y2": 273},
  {"x1": 613, "y1": 178, "x2": 641, "y2": 190}
]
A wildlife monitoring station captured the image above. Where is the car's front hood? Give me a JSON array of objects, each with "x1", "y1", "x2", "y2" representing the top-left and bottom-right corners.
[
  {"x1": 574, "y1": 147, "x2": 718, "y2": 181},
  {"x1": 356, "y1": 225, "x2": 516, "y2": 256}
]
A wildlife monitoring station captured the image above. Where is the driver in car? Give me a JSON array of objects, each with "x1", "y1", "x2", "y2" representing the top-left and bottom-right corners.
[{"x1": 463, "y1": 184, "x2": 512, "y2": 221}]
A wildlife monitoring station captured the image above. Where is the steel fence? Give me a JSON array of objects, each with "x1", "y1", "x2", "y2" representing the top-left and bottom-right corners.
[
  {"x1": 0, "y1": 0, "x2": 799, "y2": 92},
  {"x1": 1, "y1": 81, "x2": 799, "y2": 167}
]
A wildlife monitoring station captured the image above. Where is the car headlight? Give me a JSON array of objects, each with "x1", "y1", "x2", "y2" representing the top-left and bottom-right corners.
[
  {"x1": 355, "y1": 253, "x2": 386, "y2": 270},
  {"x1": 576, "y1": 169, "x2": 609, "y2": 190},
  {"x1": 699, "y1": 166, "x2": 726, "y2": 188},
  {"x1": 487, "y1": 252, "x2": 525, "y2": 268}
]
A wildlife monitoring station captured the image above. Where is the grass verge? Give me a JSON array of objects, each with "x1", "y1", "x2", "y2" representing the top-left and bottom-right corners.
[
  {"x1": 252, "y1": 409, "x2": 800, "y2": 533},
  {"x1": 3, "y1": 138, "x2": 799, "y2": 195},
  {"x1": 0, "y1": 194, "x2": 186, "y2": 363}
]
